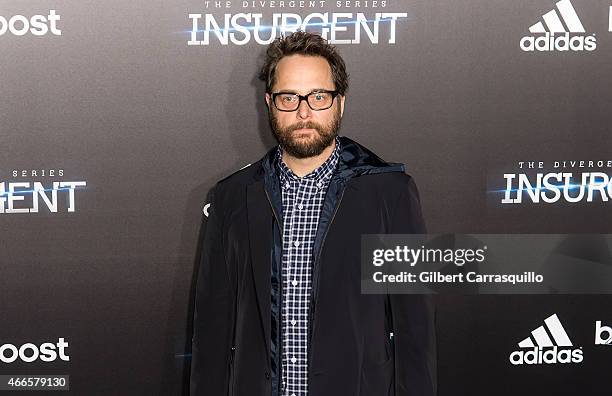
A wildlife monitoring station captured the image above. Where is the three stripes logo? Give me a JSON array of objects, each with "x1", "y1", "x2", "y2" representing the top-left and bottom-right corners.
[
  {"x1": 520, "y1": 0, "x2": 596, "y2": 52},
  {"x1": 509, "y1": 314, "x2": 583, "y2": 365}
]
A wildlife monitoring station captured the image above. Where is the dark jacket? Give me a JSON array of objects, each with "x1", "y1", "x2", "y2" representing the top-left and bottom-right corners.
[{"x1": 191, "y1": 136, "x2": 436, "y2": 396}]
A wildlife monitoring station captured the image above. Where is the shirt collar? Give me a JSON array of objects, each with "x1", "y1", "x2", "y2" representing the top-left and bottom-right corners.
[{"x1": 276, "y1": 136, "x2": 341, "y2": 183}]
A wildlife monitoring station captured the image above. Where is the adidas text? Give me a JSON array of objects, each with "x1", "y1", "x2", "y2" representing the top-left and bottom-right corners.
[
  {"x1": 509, "y1": 346, "x2": 583, "y2": 365},
  {"x1": 520, "y1": 32, "x2": 596, "y2": 52}
]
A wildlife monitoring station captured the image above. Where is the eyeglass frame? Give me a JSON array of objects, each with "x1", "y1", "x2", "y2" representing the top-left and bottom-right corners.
[{"x1": 269, "y1": 89, "x2": 340, "y2": 112}]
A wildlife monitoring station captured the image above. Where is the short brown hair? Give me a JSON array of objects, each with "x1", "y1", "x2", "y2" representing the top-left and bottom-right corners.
[{"x1": 258, "y1": 31, "x2": 349, "y2": 95}]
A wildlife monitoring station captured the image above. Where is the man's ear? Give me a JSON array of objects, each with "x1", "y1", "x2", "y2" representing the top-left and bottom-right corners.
[
  {"x1": 265, "y1": 92, "x2": 271, "y2": 109},
  {"x1": 339, "y1": 95, "x2": 345, "y2": 117}
]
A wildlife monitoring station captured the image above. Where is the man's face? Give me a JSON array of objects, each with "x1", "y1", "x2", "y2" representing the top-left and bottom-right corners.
[{"x1": 266, "y1": 54, "x2": 345, "y2": 159}]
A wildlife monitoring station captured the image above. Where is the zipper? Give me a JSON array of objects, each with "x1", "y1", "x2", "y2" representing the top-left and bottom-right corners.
[
  {"x1": 229, "y1": 194, "x2": 246, "y2": 396},
  {"x1": 229, "y1": 251, "x2": 241, "y2": 396},
  {"x1": 229, "y1": 346, "x2": 236, "y2": 396},
  {"x1": 230, "y1": 346, "x2": 236, "y2": 364},
  {"x1": 264, "y1": 187, "x2": 283, "y2": 234},
  {"x1": 264, "y1": 185, "x2": 283, "y2": 394},
  {"x1": 307, "y1": 183, "x2": 346, "y2": 372}
]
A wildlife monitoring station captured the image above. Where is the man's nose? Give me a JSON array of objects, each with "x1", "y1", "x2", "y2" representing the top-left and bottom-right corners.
[{"x1": 296, "y1": 98, "x2": 312, "y2": 119}]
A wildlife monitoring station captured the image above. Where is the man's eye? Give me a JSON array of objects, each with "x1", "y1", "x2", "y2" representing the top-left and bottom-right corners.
[
  {"x1": 314, "y1": 93, "x2": 327, "y2": 101},
  {"x1": 281, "y1": 95, "x2": 296, "y2": 102}
]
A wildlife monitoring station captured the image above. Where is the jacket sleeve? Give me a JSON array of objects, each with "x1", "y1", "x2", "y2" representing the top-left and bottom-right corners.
[
  {"x1": 388, "y1": 175, "x2": 437, "y2": 396},
  {"x1": 190, "y1": 185, "x2": 234, "y2": 395}
]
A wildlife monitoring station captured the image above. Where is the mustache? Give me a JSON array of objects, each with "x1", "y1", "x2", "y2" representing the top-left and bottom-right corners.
[{"x1": 284, "y1": 121, "x2": 323, "y2": 133}]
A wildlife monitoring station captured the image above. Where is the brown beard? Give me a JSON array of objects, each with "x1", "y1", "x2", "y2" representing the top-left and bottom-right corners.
[{"x1": 269, "y1": 104, "x2": 341, "y2": 159}]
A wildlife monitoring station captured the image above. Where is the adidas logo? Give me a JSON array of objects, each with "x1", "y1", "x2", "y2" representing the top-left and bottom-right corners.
[
  {"x1": 509, "y1": 314, "x2": 583, "y2": 365},
  {"x1": 520, "y1": 0, "x2": 596, "y2": 52}
]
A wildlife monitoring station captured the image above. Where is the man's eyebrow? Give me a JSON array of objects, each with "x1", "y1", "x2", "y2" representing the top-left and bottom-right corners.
[{"x1": 274, "y1": 88, "x2": 332, "y2": 94}]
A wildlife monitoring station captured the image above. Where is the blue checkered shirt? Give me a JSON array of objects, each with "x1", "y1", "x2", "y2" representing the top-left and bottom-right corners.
[{"x1": 275, "y1": 138, "x2": 341, "y2": 396}]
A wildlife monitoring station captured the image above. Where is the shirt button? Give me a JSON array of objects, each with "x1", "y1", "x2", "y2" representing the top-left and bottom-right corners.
[
  {"x1": 292, "y1": 280, "x2": 298, "y2": 286},
  {"x1": 291, "y1": 319, "x2": 297, "y2": 326},
  {"x1": 297, "y1": 203, "x2": 303, "y2": 210},
  {"x1": 293, "y1": 241, "x2": 300, "y2": 247},
  {"x1": 265, "y1": 371, "x2": 270, "y2": 380},
  {"x1": 291, "y1": 357, "x2": 297, "y2": 364},
  {"x1": 285, "y1": 182, "x2": 290, "y2": 189}
]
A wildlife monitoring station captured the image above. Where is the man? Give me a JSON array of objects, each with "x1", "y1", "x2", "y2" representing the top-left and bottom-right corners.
[{"x1": 191, "y1": 31, "x2": 436, "y2": 396}]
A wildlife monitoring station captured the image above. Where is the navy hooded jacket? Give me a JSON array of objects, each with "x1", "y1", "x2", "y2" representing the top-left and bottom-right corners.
[{"x1": 191, "y1": 136, "x2": 437, "y2": 396}]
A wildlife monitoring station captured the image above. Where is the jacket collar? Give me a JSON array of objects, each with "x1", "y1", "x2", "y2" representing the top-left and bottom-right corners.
[
  {"x1": 259, "y1": 135, "x2": 405, "y2": 182},
  {"x1": 275, "y1": 136, "x2": 341, "y2": 184}
]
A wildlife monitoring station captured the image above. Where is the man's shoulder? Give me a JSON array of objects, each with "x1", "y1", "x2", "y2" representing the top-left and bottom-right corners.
[
  {"x1": 211, "y1": 160, "x2": 263, "y2": 194},
  {"x1": 214, "y1": 144, "x2": 278, "y2": 191},
  {"x1": 204, "y1": 160, "x2": 264, "y2": 216},
  {"x1": 352, "y1": 169, "x2": 415, "y2": 186},
  {"x1": 218, "y1": 161, "x2": 261, "y2": 183}
]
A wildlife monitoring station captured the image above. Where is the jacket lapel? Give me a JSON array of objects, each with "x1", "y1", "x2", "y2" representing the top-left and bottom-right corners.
[{"x1": 246, "y1": 180, "x2": 273, "y2": 357}]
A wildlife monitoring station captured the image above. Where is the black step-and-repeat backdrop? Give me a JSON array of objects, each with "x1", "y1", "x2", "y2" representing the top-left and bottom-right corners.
[{"x1": 2, "y1": 0, "x2": 611, "y2": 394}]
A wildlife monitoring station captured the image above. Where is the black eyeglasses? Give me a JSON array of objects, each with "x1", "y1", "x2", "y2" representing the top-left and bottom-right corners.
[{"x1": 270, "y1": 90, "x2": 339, "y2": 112}]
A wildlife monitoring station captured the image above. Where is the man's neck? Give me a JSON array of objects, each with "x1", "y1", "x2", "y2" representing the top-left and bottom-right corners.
[{"x1": 282, "y1": 140, "x2": 336, "y2": 178}]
